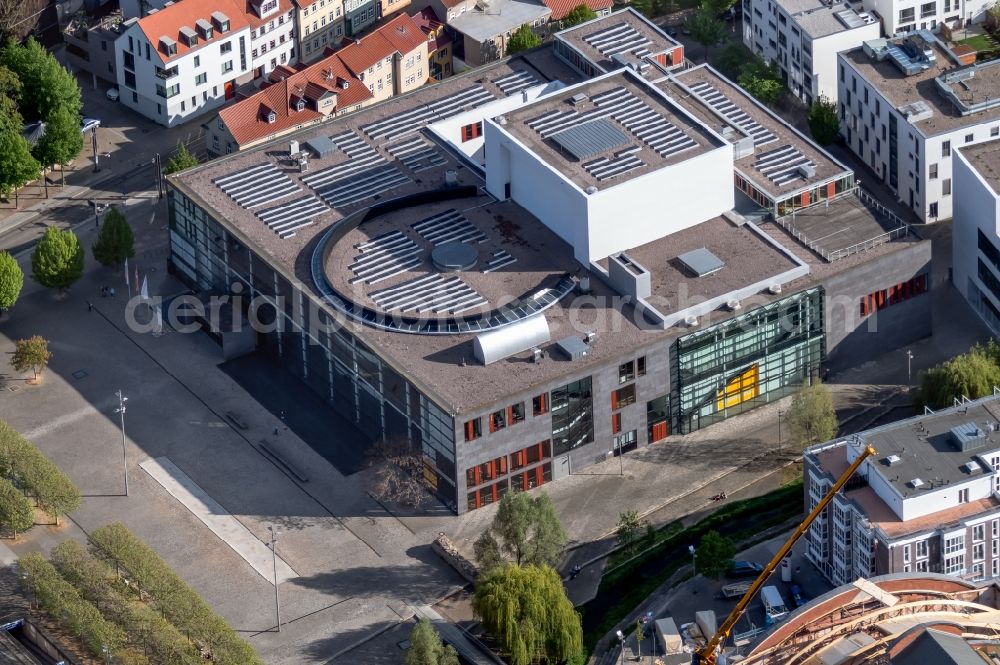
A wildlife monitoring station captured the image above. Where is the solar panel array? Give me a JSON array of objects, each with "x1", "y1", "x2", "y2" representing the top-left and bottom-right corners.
[
  {"x1": 527, "y1": 106, "x2": 611, "y2": 139},
  {"x1": 493, "y1": 70, "x2": 540, "y2": 96},
  {"x1": 256, "y1": 195, "x2": 328, "y2": 239},
  {"x1": 483, "y1": 249, "x2": 517, "y2": 273},
  {"x1": 754, "y1": 145, "x2": 816, "y2": 186},
  {"x1": 585, "y1": 146, "x2": 643, "y2": 181},
  {"x1": 360, "y1": 85, "x2": 494, "y2": 142},
  {"x1": 590, "y1": 87, "x2": 698, "y2": 159},
  {"x1": 348, "y1": 230, "x2": 422, "y2": 285},
  {"x1": 301, "y1": 131, "x2": 410, "y2": 208},
  {"x1": 214, "y1": 163, "x2": 300, "y2": 209},
  {"x1": 549, "y1": 119, "x2": 630, "y2": 161},
  {"x1": 583, "y1": 22, "x2": 652, "y2": 58},
  {"x1": 370, "y1": 274, "x2": 487, "y2": 314},
  {"x1": 387, "y1": 137, "x2": 448, "y2": 173},
  {"x1": 685, "y1": 81, "x2": 778, "y2": 147},
  {"x1": 412, "y1": 209, "x2": 487, "y2": 246}
]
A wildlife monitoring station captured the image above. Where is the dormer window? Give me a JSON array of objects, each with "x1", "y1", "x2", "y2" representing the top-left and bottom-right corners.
[
  {"x1": 196, "y1": 19, "x2": 214, "y2": 40},
  {"x1": 159, "y1": 36, "x2": 177, "y2": 56},
  {"x1": 257, "y1": 0, "x2": 279, "y2": 18},
  {"x1": 211, "y1": 11, "x2": 231, "y2": 33},
  {"x1": 179, "y1": 26, "x2": 198, "y2": 47},
  {"x1": 294, "y1": 98, "x2": 305, "y2": 111},
  {"x1": 267, "y1": 111, "x2": 277, "y2": 123}
]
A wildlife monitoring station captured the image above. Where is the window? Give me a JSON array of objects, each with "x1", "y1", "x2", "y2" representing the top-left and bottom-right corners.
[
  {"x1": 945, "y1": 534, "x2": 965, "y2": 554},
  {"x1": 611, "y1": 384, "x2": 636, "y2": 410},
  {"x1": 463, "y1": 417, "x2": 481, "y2": 441},
  {"x1": 945, "y1": 555, "x2": 964, "y2": 574},
  {"x1": 612, "y1": 412, "x2": 622, "y2": 434},
  {"x1": 859, "y1": 274, "x2": 929, "y2": 315},
  {"x1": 532, "y1": 393, "x2": 549, "y2": 416},
  {"x1": 929, "y1": 163, "x2": 938, "y2": 179},
  {"x1": 960, "y1": 488, "x2": 970, "y2": 503},
  {"x1": 899, "y1": 7, "x2": 915, "y2": 22},
  {"x1": 466, "y1": 456, "x2": 507, "y2": 487},
  {"x1": 916, "y1": 539, "x2": 928, "y2": 558},
  {"x1": 994, "y1": 519, "x2": 999, "y2": 538},
  {"x1": 974, "y1": 542, "x2": 986, "y2": 561},
  {"x1": 489, "y1": 409, "x2": 506, "y2": 432},
  {"x1": 974, "y1": 523, "x2": 985, "y2": 541},
  {"x1": 221, "y1": 60, "x2": 233, "y2": 73},
  {"x1": 619, "y1": 361, "x2": 635, "y2": 384},
  {"x1": 943, "y1": 179, "x2": 951, "y2": 196},
  {"x1": 920, "y1": 1, "x2": 936, "y2": 16},
  {"x1": 221, "y1": 41, "x2": 233, "y2": 54},
  {"x1": 195, "y1": 73, "x2": 207, "y2": 85},
  {"x1": 903, "y1": 544, "x2": 911, "y2": 562},
  {"x1": 973, "y1": 561, "x2": 986, "y2": 580},
  {"x1": 637, "y1": 356, "x2": 646, "y2": 376},
  {"x1": 509, "y1": 440, "x2": 551, "y2": 471},
  {"x1": 613, "y1": 430, "x2": 638, "y2": 454},
  {"x1": 123, "y1": 52, "x2": 135, "y2": 69},
  {"x1": 993, "y1": 126, "x2": 1000, "y2": 137},
  {"x1": 124, "y1": 70, "x2": 136, "y2": 89},
  {"x1": 930, "y1": 202, "x2": 938, "y2": 217},
  {"x1": 194, "y1": 55, "x2": 200, "y2": 67},
  {"x1": 942, "y1": 140, "x2": 951, "y2": 156},
  {"x1": 551, "y1": 377, "x2": 594, "y2": 455},
  {"x1": 966, "y1": 133, "x2": 974, "y2": 143},
  {"x1": 916, "y1": 559, "x2": 928, "y2": 572},
  {"x1": 461, "y1": 122, "x2": 482, "y2": 142},
  {"x1": 145, "y1": 43, "x2": 150, "y2": 60},
  {"x1": 509, "y1": 402, "x2": 525, "y2": 424}
]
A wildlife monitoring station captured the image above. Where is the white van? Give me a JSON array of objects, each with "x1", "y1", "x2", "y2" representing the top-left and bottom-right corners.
[{"x1": 761, "y1": 585, "x2": 789, "y2": 625}]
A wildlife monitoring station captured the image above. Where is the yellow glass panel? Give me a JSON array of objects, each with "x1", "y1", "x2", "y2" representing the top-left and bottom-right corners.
[{"x1": 716, "y1": 364, "x2": 759, "y2": 410}]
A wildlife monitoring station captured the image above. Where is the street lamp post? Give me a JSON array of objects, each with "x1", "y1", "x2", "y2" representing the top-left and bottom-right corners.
[
  {"x1": 906, "y1": 350, "x2": 914, "y2": 386},
  {"x1": 114, "y1": 390, "x2": 129, "y2": 496},
  {"x1": 616, "y1": 630, "x2": 626, "y2": 665},
  {"x1": 92, "y1": 127, "x2": 100, "y2": 173},
  {"x1": 268, "y1": 526, "x2": 281, "y2": 632},
  {"x1": 778, "y1": 409, "x2": 784, "y2": 454},
  {"x1": 689, "y1": 544, "x2": 696, "y2": 573}
]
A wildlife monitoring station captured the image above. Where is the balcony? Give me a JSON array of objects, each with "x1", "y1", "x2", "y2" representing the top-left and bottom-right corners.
[{"x1": 156, "y1": 66, "x2": 179, "y2": 80}]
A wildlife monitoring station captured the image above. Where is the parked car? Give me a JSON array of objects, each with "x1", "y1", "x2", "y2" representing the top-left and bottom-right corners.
[
  {"x1": 761, "y1": 585, "x2": 790, "y2": 625},
  {"x1": 727, "y1": 560, "x2": 764, "y2": 578},
  {"x1": 106, "y1": 87, "x2": 119, "y2": 102},
  {"x1": 789, "y1": 584, "x2": 806, "y2": 608},
  {"x1": 80, "y1": 117, "x2": 101, "y2": 133},
  {"x1": 666, "y1": 26, "x2": 678, "y2": 36}
]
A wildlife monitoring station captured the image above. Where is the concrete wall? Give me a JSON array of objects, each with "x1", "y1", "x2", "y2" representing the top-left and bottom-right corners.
[
  {"x1": 953, "y1": 143, "x2": 1000, "y2": 334},
  {"x1": 822, "y1": 239, "x2": 932, "y2": 372},
  {"x1": 812, "y1": 24, "x2": 879, "y2": 102}
]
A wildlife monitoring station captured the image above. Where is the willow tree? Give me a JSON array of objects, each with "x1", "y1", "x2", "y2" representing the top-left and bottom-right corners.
[{"x1": 472, "y1": 564, "x2": 582, "y2": 665}]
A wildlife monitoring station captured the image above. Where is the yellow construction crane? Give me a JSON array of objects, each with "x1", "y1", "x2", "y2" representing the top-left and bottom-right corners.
[{"x1": 694, "y1": 443, "x2": 877, "y2": 665}]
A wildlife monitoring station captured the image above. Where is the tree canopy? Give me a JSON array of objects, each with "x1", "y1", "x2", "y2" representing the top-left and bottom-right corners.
[
  {"x1": 474, "y1": 490, "x2": 567, "y2": 571},
  {"x1": 92, "y1": 207, "x2": 135, "y2": 268},
  {"x1": 506, "y1": 24, "x2": 541, "y2": 55},
  {"x1": 0, "y1": 475, "x2": 33, "y2": 535},
  {"x1": 10, "y1": 335, "x2": 50, "y2": 379},
  {"x1": 785, "y1": 379, "x2": 838, "y2": 449},
  {"x1": 562, "y1": 4, "x2": 597, "y2": 26},
  {"x1": 694, "y1": 530, "x2": 736, "y2": 580},
  {"x1": 687, "y1": 9, "x2": 726, "y2": 61},
  {"x1": 473, "y1": 564, "x2": 582, "y2": 665},
  {"x1": 616, "y1": 509, "x2": 643, "y2": 551},
  {"x1": 34, "y1": 106, "x2": 83, "y2": 184},
  {"x1": 0, "y1": 249, "x2": 22, "y2": 310},
  {"x1": 164, "y1": 143, "x2": 200, "y2": 175},
  {"x1": 405, "y1": 618, "x2": 459, "y2": 665},
  {"x1": 0, "y1": 121, "x2": 40, "y2": 198},
  {"x1": 807, "y1": 97, "x2": 840, "y2": 145},
  {"x1": 738, "y1": 60, "x2": 784, "y2": 105},
  {"x1": 918, "y1": 341, "x2": 1000, "y2": 409},
  {"x1": 0, "y1": 38, "x2": 82, "y2": 122},
  {"x1": 31, "y1": 226, "x2": 84, "y2": 290}
]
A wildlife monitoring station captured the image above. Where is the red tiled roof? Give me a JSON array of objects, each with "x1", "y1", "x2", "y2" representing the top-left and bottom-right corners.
[
  {"x1": 335, "y1": 13, "x2": 426, "y2": 76},
  {"x1": 218, "y1": 52, "x2": 373, "y2": 146},
  {"x1": 243, "y1": 0, "x2": 295, "y2": 30},
  {"x1": 541, "y1": 0, "x2": 612, "y2": 20},
  {"x1": 413, "y1": 7, "x2": 451, "y2": 52},
  {"x1": 136, "y1": 0, "x2": 249, "y2": 64}
]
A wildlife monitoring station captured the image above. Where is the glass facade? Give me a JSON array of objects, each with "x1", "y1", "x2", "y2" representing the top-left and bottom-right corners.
[
  {"x1": 168, "y1": 189, "x2": 459, "y2": 510},
  {"x1": 551, "y1": 377, "x2": 594, "y2": 455},
  {"x1": 671, "y1": 288, "x2": 825, "y2": 434}
]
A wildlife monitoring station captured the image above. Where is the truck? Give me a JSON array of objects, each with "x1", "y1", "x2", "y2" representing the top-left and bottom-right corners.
[{"x1": 761, "y1": 585, "x2": 789, "y2": 625}]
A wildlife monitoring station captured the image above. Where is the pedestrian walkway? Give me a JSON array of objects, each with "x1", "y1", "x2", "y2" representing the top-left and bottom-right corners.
[
  {"x1": 409, "y1": 604, "x2": 503, "y2": 665},
  {"x1": 140, "y1": 457, "x2": 297, "y2": 585}
]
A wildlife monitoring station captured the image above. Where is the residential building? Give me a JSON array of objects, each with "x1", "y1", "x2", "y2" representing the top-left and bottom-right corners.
[
  {"x1": 436, "y1": 0, "x2": 551, "y2": 65},
  {"x1": 805, "y1": 395, "x2": 1000, "y2": 588},
  {"x1": 334, "y1": 13, "x2": 428, "y2": 103},
  {"x1": 165, "y1": 19, "x2": 930, "y2": 514},
  {"x1": 953, "y1": 140, "x2": 1000, "y2": 335},
  {"x1": 206, "y1": 53, "x2": 373, "y2": 155},
  {"x1": 743, "y1": 574, "x2": 1000, "y2": 664},
  {"x1": 414, "y1": 7, "x2": 454, "y2": 81},
  {"x1": 862, "y1": 0, "x2": 994, "y2": 36},
  {"x1": 294, "y1": 0, "x2": 347, "y2": 62},
  {"x1": 114, "y1": 0, "x2": 253, "y2": 127},
  {"x1": 377, "y1": 0, "x2": 413, "y2": 26},
  {"x1": 344, "y1": 0, "x2": 380, "y2": 36},
  {"x1": 64, "y1": 10, "x2": 125, "y2": 87},
  {"x1": 742, "y1": 0, "x2": 879, "y2": 104},
  {"x1": 837, "y1": 31, "x2": 1000, "y2": 222},
  {"x1": 246, "y1": 0, "x2": 298, "y2": 79}
]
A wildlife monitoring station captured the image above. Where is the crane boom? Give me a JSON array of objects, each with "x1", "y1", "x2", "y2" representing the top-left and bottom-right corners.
[{"x1": 694, "y1": 444, "x2": 877, "y2": 665}]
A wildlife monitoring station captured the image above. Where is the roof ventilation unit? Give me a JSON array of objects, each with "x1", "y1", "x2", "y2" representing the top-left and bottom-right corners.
[
  {"x1": 684, "y1": 315, "x2": 699, "y2": 327},
  {"x1": 769, "y1": 283, "x2": 783, "y2": 294},
  {"x1": 474, "y1": 315, "x2": 550, "y2": 365},
  {"x1": 569, "y1": 92, "x2": 589, "y2": 106},
  {"x1": 885, "y1": 454, "x2": 901, "y2": 465},
  {"x1": 951, "y1": 421, "x2": 987, "y2": 451},
  {"x1": 797, "y1": 163, "x2": 816, "y2": 178},
  {"x1": 556, "y1": 335, "x2": 589, "y2": 360},
  {"x1": 584, "y1": 330, "x2": 596, "y2": 344},
  {"x1": 965, "y1": 461, "x2": 982, "y2": 474},
  {"x1": 909, "y1": 478, "x2": 925, "y2": 488},
  {"x1": 727, "y1": 299, "x2": 742, "y2": 311},
  {"x1": 531, "y1": 347, "x2": 544, "y2": 363},
  {"x1": 677, "y1": 248, "x2": 725, "y2": 278},
  {"x1": 445, "y1": 170, "x2": 459, "y2": 187},
  {"x1": 289, "y1": 140, "x2": 299, "y2": 156}
]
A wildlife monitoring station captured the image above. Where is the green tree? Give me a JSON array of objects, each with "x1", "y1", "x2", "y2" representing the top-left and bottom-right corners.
[
  {"x1": 473, "y1": 564, "x2": 582, "y2": 665},
  {"x1": 31, "y1": 226, "x2": 84, "y2": 290},
  {"x1": 0, "y1": 476, "x2": 33, "y2": 535},
  {"x1": 10, "y1": 335, "x2": 50, "y2": 380},
  {"x1": 694, "y1": 530, "x2": 736, "y2": 580},
  {"x1": 687, "y1": 8, "x2": 726, "y2": 62},
  {"x1": 738, "y1": 60, "x2": 784, "y2": 105},
  {"x1": 0, "y1": 38, "x2": 82, "y2": 121},
  {"x1": 91, "y1": 207, "x2": 135, "y2": 268},
  {"x1": 0, "y1": 123, "x2": 40, "y2": 203},
  {"x1": 702, "y1": 0, "x2": 738, "y2": 15},
  {"x1": 616, "y1": 509, "x2": 642, "y2": 550},
  {"x1": 164, "y1": 142, "x2": 200, "y2": 175},
  {"x1": 506, "y1": 24, "x2": 541, "y2": 56},
  {"x1": 33, "y1": 106, "x2": 83, "y2": 186},
  {"x1": 0, "y1": 250, "x2": 23, "y2": 311},
  {"x1": 807, "y1": 96, "x2": 840, "y2": 145},
  {"x1": 715, "y1": 41, "x2": 751, "y2": 80},
  {"x1": 919, "y1": 344, "x2": 1000, "y2": 409},
  {"x1": 634, "y1": 619, "x2": 644, "y2": 660},
  {"x1": 562, "y1": 4, "x2": 597, "y2": 26},
  {"x1": 785, "y1": 379, "x2": 838, "y2": 448},
  {"x1": 405, "y1": 618, "x2": 460, "y2": 665},
  {"x1": 473, "y1": 490, "x2": 567, "y2": 570}
]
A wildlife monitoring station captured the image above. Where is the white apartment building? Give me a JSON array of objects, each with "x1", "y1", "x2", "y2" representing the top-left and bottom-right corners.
[
  {"x1": 838, "y1": 31, "x2": 1000, "y2": 222},
  {"x1": 953, "y1": 140, "x2": 1000, "y2": 334},
  {"x1": 805, "y1": 396, "x2": 1000, "y2": 587},
  {"x1": 114, "y1": 0, "x2": 298, "y2": 127},
  {"x1": 742, "y1": 0, "x2": 879, "y2": 104},
  {"x1": 863, "y1": 0, "x2": 993, "y2": 35}
]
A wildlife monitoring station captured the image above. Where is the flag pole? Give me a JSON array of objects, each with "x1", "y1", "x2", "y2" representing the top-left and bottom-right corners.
[{"x1": 124, "y1": 258, "x2": 131, "y2": 299}]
